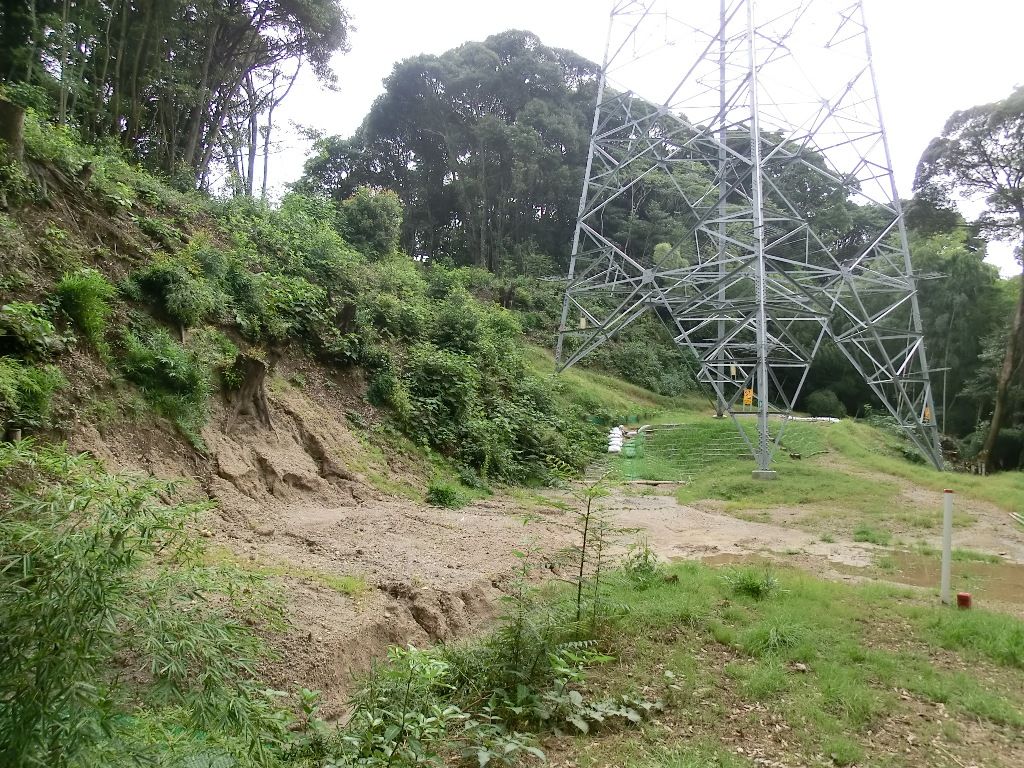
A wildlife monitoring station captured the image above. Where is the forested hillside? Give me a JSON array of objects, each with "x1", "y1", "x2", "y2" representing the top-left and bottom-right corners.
[
  {"x1": 1, "y1": 9, "x2": 1019, "y2": 466},
  {"x1": 299, "y1": 30, "x2": 1024, "y2": 469}
]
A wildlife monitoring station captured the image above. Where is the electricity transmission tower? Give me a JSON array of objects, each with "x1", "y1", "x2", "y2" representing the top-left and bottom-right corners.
[{"x1": 555, "y1": 0, "x2": 942, "y2": 475}]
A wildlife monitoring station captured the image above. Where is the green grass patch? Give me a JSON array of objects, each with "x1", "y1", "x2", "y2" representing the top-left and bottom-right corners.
[
  {"x1": 827, "y1": 420, "x2": 1024, "y2": 512},
  {"x1": 620, "y1": 413, "x2": 1022, "y2": 523},
  {"x1": 852, "y1": 525, "x2": 892, "y2": 546},
  {"x1": 526, "y1": 345, "x2": 684, "y2": 420},
  {"x1": 587, "y1": 559, "x2": 1024, "y2": 766},
  {"x1": 912, "y1": 543, "x2": 1003, "y2": 564},
  {"x1": 205, "y1": 546, "x2": 367, "y2": 597},
  {"x1": 917, "y1": 608, "x2": 1024, "y2": 670},
  {"x1": 676, "y1": 456, "x2": 899, "y2": 516},
  {"x1": 725, "y1": 660, "x2": 790, "y2": 699}
]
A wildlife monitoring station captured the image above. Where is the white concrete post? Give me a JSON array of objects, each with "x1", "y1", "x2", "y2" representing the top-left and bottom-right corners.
[{"x1": 940, "y1": 489, "x2": 954, "y2": 604}]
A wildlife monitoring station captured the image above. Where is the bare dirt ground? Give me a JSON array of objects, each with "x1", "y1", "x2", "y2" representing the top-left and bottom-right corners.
[{"x1": 220, "y1": 474, "x2": 1023, "y2": 715}]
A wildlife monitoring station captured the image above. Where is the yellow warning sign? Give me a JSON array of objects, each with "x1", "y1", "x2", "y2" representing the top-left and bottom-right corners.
[
  {"x1": 924, "y1": 406, "x2": 931, "y2": 423},
  {"x1": 743, "y1": 388, "x2": 754, "y2": 406}
]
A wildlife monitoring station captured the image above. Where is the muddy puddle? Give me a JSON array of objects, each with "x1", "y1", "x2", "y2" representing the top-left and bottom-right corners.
[{"x1": 839, "y1": 552, "x2": 1024, "y2": 605}]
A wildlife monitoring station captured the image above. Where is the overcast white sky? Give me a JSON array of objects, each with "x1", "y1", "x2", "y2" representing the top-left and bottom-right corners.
[{"x1": 270, "y1": 0, "x2": 1023, "y2": 275}]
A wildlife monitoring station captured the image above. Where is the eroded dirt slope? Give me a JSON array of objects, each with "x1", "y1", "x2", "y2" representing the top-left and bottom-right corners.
[{"x1": 68, "y1": 359, "x2": 575, "y2": 716}]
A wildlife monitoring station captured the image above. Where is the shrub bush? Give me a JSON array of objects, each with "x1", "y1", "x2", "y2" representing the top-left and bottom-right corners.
[
  {"x1": 425, "y1": 478, "x2": 466, "y2": 508},
  {"x1": 367, "y1": 367, "x2": 412, "y2": 421},
  {"x1": 404, "y1": 343, "x2": 481, "y2": 451},
  {"x1": 0, "y1": 357, "x2": 66, "y2": 431},
  {"x1": 0, "y1": 441, "x2": 288, "y2": 768},
  {"x1": 338, "y1": 186, "x2": 404, "y2": 260},
  {"x1": 22, "y1": 111, "x2": 91, "y2": 173},
  {"x1": 119, "y1": 327, "x2": 211, "y2": 442},
  {"x1": 429, "y1": 292, "x2": 484, "y2": 355},
  {"x1": 55, "y1": 268, "x2": 116, "y2": 351},
  {"x1": 0, "y1": 301, "x2": 63, "y2": 357},
  {"x1": 805, "y1": 388, "x2": 846, "y2": 419},
  {"x1": 130, "y1": 256, "x2": 223, "y2": 330}
]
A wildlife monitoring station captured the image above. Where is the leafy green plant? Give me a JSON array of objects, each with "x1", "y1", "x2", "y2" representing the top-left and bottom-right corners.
[
  {"x1": 130, "y1": 256, "x2": 223, "y2": 330},
  {"x1": 623, "y1": 537, "x2": 662, "y2": 591},
  {"x1": 0, "y1": 357, "x2": 65, "y2": 431},
  {"x1": 55, "y1": 268, "x2": 116, "y2": 351},
  {"x1": 119, "y1": 327, "x2": 211, "y2": 443},
  {"x1": 0, "y1": 441, "x2": 288, "y2": 768},
  {"x1": 0, "y1": 301, "x2": 63, "y2": 357},
  {"x1": 425, "y1": 478, "x2": 466, "y2": 508},
  {"x1": 136, "y1": 213, "x2": 185, "y2": 245},
  {"x1": 0, "y1": 153, "x2": 35, "y2": 205},
  {"x1": 188, "y1": 326, "x2": 240, "y2": 390},
  {"x1": 22, "y1": 112, "x2": 91, "y2": 172},
  {"x1": 338, "y1": 646, "x2": 467, "y2": 765}
]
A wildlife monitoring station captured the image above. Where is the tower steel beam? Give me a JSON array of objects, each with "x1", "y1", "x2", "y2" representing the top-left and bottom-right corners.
[{"x1": 555, "y1": 0, "x2": 942, "y2": 473}]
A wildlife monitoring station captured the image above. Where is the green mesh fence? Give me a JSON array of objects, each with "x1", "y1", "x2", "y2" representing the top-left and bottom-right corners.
[{"x1": 613, "y1": 418, "x2": 832, "y2": 482}]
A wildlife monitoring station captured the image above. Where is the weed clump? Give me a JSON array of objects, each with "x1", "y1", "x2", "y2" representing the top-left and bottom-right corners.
[
  {"x1": 55, "y1": 268, "x2": 115, "y2": 351},
  {"x1": 119, "y1": 327, "x2": 211, "y2": 444},
  {"x1": 853, "y1": 525, "x2": 892, "y2": 546},
  {"x1": 0, "y1": 358, "x2": 65, "y2": 433},
  {"x1": 725, "y1": 566, "x2": 779, "y2": 600},
  {"x1": 0, "y1": 441, "x2": 287, "y2": 768},
  {"x1": 0, "y1": 301, "x2": 63, "y2": 357},
  {"x1": 623, "y1": 537, "x2": 662, "y2": 591},
  {"x1": 425, "y1": 478, "x2": 465, "y2": 508},
  {"x1": 129, "y1": 256, "x2": 224, "y2": 330}
]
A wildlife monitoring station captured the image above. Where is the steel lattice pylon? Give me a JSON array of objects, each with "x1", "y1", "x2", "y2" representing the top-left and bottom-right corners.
[{"x1": 555, "y1": 0, "x2": 942, "y2": 474}]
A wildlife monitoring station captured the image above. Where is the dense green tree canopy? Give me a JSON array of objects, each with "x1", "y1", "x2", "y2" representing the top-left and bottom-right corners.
[
  {"x1": 301, "y1": 30, "x2": 601, "y2": 270},
  {"x1": 2, "y1": 0, "x2": 350, "y2": 187},
  {"x1": 916, "y1": 86, "x2": 1024, "y2": 469}
]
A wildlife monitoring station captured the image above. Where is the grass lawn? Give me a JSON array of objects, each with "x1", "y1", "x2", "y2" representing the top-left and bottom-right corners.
[
  {"x1": 612, "y1": 413, "x2": 1023, "y2": 541},
  {"x1": 526, "y1": 346, "x2": 692, "y2": 420},
  {"x1": 547, "y1": 560, "x2": 1024, "y2": 767}
]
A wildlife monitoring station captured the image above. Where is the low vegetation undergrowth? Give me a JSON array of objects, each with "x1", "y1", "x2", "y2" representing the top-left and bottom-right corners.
[
  {"x1": 0, "y1": 441, "x2": 292, "y2": 768},
  {"x1": 4, "y1": 440, "x2": 1023, "y2": 768},
  {"x1": 568, "y1": 561, "x2": 1024, "y2": 767},
  {"x1": 5, "y1": 109, "x2": 678, "y2": 489}
]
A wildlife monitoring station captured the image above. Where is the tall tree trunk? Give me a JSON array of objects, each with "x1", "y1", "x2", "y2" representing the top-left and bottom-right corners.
[
  {"x1": 109, "y1": 0, "x2": 129, "y2": 136},
  {"x1": 261, "y1": 64, "x2": 300, "y2": 199},
  {"x1": 244, "y1": 75, "x2": 258, "y2": 196},
  {"x1": 91, "y1": 0, "x2": 116, "y2": 140},
  {"x1": 982, "y1": 234, "x2": 1024, "y2": 471},
  {"x1": 197, "y1": 96, "x2": 232, "y2": 188},
  {"x1": 125, "y1": 2, "x2": 153, "y2": 148},
  {"x1": 182, "y1": 24, "x2": 220, "y2": 171},
  {"x1": 24, "y1": 0, "x2": 38, "y2": 83},
  {"x1": 478, "y1": 136, "x2": 487, "y2": 267},
  {"x1": 0, "y1": 98, "x2": 26, "y2": 164},
  {"x1": 57, "y1": 0, "x2": 71, "y2": 124}
]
